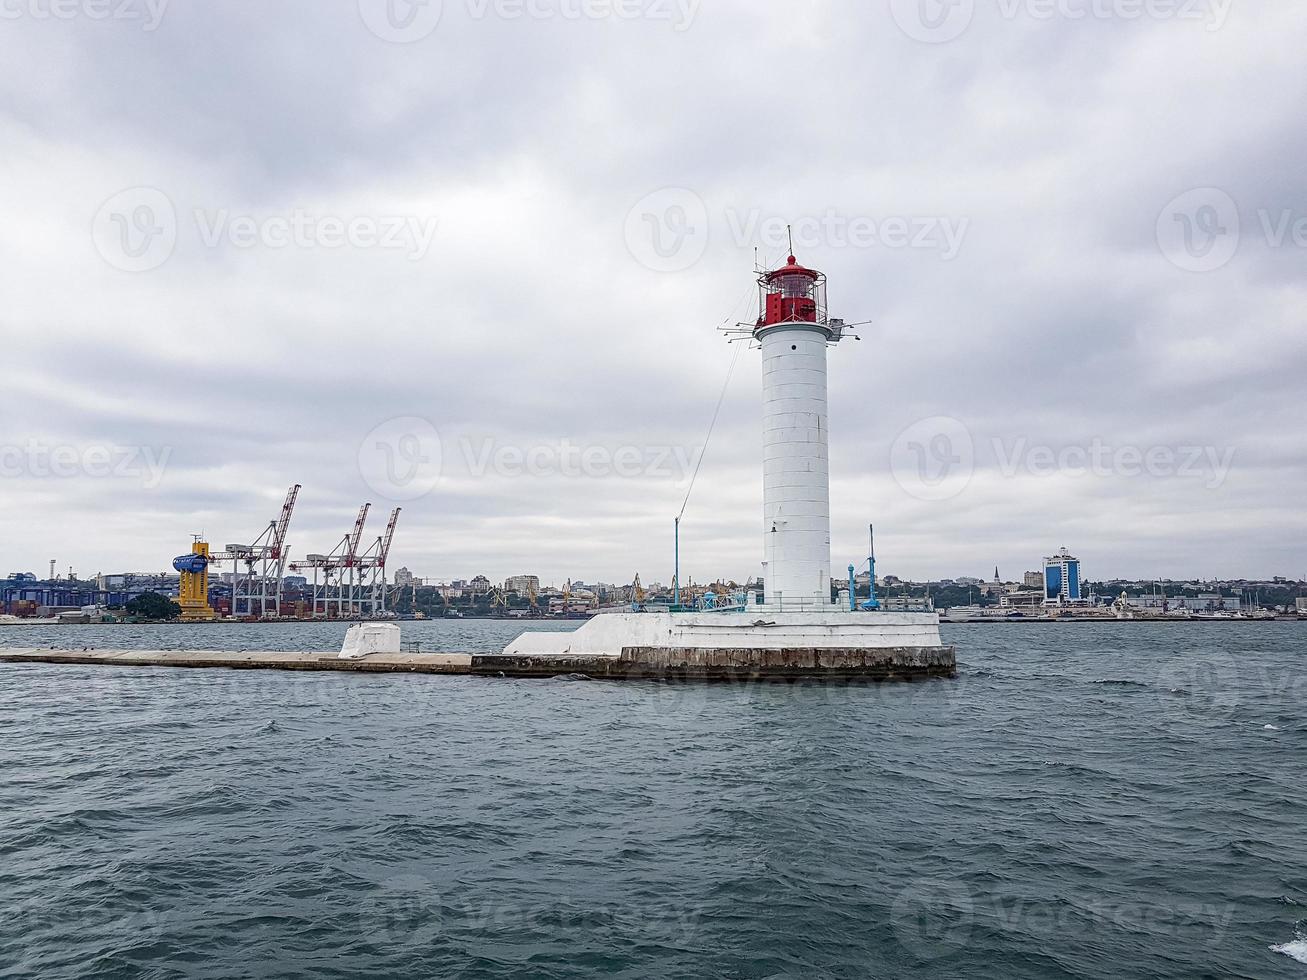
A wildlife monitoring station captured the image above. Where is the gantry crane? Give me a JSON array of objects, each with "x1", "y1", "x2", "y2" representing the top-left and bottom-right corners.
[
  {"x1": 230, "y1": 484, "x2": 301, "y2": 618},
  {"x1": 174, "y1": 484, "x2": 301, "y2": 621},
  {"x1": 281, "y1": 503, "x2": 406, "y2": 620},
  {"x1": 358, "y1": 507, "x2": 401, "y2": 616}
]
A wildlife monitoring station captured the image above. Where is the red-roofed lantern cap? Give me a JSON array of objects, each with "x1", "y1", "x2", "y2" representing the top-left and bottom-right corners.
[{"x1": 757, "y1": 253, "x2": 828, "y2": 329}]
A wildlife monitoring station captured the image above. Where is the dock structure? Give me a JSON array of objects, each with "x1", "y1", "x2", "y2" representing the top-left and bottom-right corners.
[{"x1": 0, "y1": 645, "x2": 955, "y2": 683}]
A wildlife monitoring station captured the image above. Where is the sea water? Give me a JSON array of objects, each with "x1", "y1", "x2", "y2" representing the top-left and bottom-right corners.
[{"x1": 0, "y1": 622, "x2": 1303, "y2": 978}]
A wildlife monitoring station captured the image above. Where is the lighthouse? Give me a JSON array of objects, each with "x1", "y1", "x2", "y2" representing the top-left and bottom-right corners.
[
  {"x1": 501, "y1": 241, "x2": 954, "y2": 678},
  {"x1": 754, "y1": 253, "x2": 843, "y2": 609}
]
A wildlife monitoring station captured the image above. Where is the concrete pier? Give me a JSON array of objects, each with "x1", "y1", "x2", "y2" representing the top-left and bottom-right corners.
[{"x1": 0, "y1": 645, "x2": 956, "y2": 682}]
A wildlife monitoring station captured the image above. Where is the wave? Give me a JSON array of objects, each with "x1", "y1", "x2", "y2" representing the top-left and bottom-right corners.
[{"x1": 1270, "y1": 939, "x2": 1307, "y2": 964}]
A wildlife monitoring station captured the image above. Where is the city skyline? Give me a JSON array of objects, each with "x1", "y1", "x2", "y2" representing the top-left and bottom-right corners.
[{"x1": 7, "y1": 551, "x2": 1303, "y2": 593}]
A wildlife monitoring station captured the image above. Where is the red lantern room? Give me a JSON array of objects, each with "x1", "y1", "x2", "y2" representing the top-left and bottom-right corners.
[{"x1": 756, "y1": 254, "x2": 828, "y2": 329}]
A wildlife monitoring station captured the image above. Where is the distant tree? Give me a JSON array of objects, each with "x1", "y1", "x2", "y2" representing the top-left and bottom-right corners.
[{"x1": 126, "y1": 592, "x2": 182, "y2": 621}]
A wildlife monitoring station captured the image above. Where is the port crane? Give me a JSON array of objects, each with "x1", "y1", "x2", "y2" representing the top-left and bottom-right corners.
[
  {"x1": 358, "y1": 507, "x2": 402, "y2": 616},
  {"x1": 291, "y1": 504, "x2": 371, "y2": 618},
  {"x1": 173, "y1": 484, "x2": 301, "y2": 621},
  {"x1": 230, "y1": 484, "x2": 301, "y2": 618},
  {"x1": 289, "y1": 504, "x2": 400, "y2": 619}
]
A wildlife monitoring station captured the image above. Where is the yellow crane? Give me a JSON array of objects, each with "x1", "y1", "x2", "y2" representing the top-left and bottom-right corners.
[{"x1": 174, "y1": 539, "x2": 217, "y2": 621}]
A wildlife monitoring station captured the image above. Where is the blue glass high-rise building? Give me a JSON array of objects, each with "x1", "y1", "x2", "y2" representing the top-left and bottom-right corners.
[{"x1": 1044, "y1": 547, "x2": 1083, "y2": 605}]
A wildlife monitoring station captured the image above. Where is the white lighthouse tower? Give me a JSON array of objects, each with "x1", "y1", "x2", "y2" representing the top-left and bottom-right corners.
[
  {"x1": 501, "y1": 245, "x2": 953, "y2": 676},
  {"x1": 755, "y1": 253, "x2": 841, "y2": 609}
]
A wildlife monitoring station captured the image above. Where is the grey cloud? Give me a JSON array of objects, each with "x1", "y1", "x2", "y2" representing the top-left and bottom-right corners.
[{"x1": 0, "y1": 2, "x2": 1303, "y2": 582}]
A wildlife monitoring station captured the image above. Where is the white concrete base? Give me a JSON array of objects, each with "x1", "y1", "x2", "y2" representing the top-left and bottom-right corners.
[
  {"x1": 339, "y1": 622, "x2": 402, "y2": 660},
  {"x1": 502, "y1": 610, "x2": 944, "y2": 657}
]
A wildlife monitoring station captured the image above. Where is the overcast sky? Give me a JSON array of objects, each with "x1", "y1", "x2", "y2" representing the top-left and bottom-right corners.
[{"x1": 1, "y1": 0, "x2": 1303, "y2": 587}]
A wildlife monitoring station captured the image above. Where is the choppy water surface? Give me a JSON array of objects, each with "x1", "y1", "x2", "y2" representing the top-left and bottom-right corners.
[{"x1": 1, "y1": 622, "x2": 1304, "y2": 978}]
